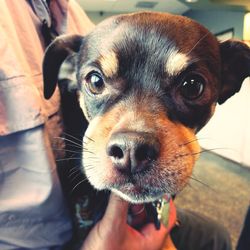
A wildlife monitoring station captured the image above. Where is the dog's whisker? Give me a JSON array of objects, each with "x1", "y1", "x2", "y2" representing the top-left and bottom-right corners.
[
  {"x1": 62, "y1": 132, "x2": 83, "y2": 143},
  {"x1": 52, "y1": 147, "x2": 80, "y2": 153},
  {"x1": 82, "y1": 150, "x2": 96, "y2": 155},
  {"x1": 84, "y1": 166, "x2": 96, "y2": 171},
  {"x1": 186, "y1": 32, "x2": 210, "y2": 55},
  {"x1": 83, "y1": 158, "x2": 100, "y2": 164},
  {"x1": 67, "y1": 153, "x2": 78, "y2": 159},
  {"x1": 52, "y1": 147, "x2": 95, "y2": 155},
  {"x1": 84, "y1": 164, "x2": 98, "y2": 170},
  {"x1": 170, "y1": 148, "x2": 230, "y2": 161},
  {"x1": 69, "y1": 166, "x2": 81, "y2": 172},
  {"x1": 84, "y1": 163, "x2": 97, "y2": 167},
  {"x1": 83, "y1": 163, "x2": 100, "y2": 168},
  {"x1": 184, "y1": 182, "x2": 204, "y2": 193},
  {"x1": 83, "y1": 157, "x2": 100, "y2": 162},
  {"x1": 71, "y1": 179, "x2": 88, "y2": 193},
  {"x1": 68, "y1": 166, "x2": 81, "y2": 175},
  {"x1": 69, "y1": 168, "x2": 81, "y2": 177},
  {"x1": 83, "y1": 165, "x2": 99, "y2": 170},
  {"x1": 189, "y1": 175, "x2": 215, "y2": 191},
  {"x1": 56, "y1": 157, "x2": 82, "y2": 162},
  {"x1": 83, "y1": 163, "x2": 94, "y2": 166},
  {"x1": 191, "y1": 147, "x2": 231, "y2": 156},
  {"x1": 69, "y1": 172, "x2": 84, "y2": 182},
  {"x1": 67, "y1": 168, "x2": 80, "y2": 178},
  {"x1": 186, "y1": 182, "x2": 193, "y2": 189},
  {"x1": 54, "y1": 136, "x2": 82, "y2": 148},
  {"x1": 179, "y1": 138, "x2": 199, "y2": 147},
  {"x1": 67, "y1": 144, "x2": 83, "y2": 149},
  {"x1": 84, "y1": 135, "x2": 95, "y2": 143},
  {"x1": 179, "y1": 137, "x2": 210, "y2": 147}
]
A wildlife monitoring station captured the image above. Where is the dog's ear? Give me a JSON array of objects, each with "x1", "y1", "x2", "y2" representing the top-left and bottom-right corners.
[
  {"x1": 43, "y1": 34, "x2": 83, "y2": 99},
  {"x1": 218, "y1": 40, "x2": 250, "y2": 104}
]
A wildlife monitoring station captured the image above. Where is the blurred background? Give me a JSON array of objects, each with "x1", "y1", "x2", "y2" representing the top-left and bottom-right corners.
[
  {"x1": 76, "y1": 0, "x2": 250, "y2": 248},
  {"x1": 78, "y1": 0, "x2": 250, "y2": 40}
]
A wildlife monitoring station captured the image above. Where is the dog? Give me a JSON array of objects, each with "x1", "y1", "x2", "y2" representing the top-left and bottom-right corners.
[{"x1": 43, "y1": 11, "x2": 250, "y2": 228}]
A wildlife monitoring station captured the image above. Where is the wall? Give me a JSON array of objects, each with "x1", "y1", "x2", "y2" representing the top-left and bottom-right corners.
[
  {"x1": 198, "y1": 78, "x2": 250, "y2": 167},
  {"x1": 244, "y1": 12, "x2": 250, "y2": 40},
  {"x1": 184, "y1": 9, "x2": 245, "y2": 39},
  {"x1": 86, "y1": 11, "x2": 122, "y2": 24},
  {"x1": 88, "y1": 9, "x2": 246, "y2": 37}
]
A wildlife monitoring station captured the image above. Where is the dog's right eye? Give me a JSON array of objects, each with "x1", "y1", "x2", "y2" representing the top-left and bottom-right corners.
[
  {"x1": 179, "y1": 74, "x2": 205, "y2": 100},
  {"x1": 85, "y1": 71, "x2": 105, "y2": 95}
]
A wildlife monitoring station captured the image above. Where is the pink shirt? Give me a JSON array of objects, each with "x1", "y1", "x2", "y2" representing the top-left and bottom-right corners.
[
  {"x1": 0, "y1": 1, "x2": 94, "y2": 249},
  {"x1": 0, "y1": 0, "x2": 94, "y2": 136}
]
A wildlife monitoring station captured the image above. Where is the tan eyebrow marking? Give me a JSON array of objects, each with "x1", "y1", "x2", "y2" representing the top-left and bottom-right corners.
[
  {"x1": 99, "y1": 51, "x2": 119, "y2": 78},
  {"x1": 165, "y1": 49, "x2": 190, "y2": 76}
]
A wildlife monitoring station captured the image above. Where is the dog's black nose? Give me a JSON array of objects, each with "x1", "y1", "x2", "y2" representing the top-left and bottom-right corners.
[{"x1": 107, "y1": 132, "x2": 160, "y2": 174}]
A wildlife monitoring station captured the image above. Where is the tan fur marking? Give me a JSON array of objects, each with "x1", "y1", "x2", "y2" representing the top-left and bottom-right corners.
[
  {"x1": 78, "y1": 91, "x2": 91, "y2": 121},
  {"x1": 165, "y1": 50, "x2": 189, "y2": 76},
  {"x1": 99, "y1": 51, "x2": 118, "y2": 78}
]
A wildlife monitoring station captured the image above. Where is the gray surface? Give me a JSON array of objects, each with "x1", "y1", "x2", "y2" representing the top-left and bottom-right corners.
[{"x1": 175, "y1": 152, "x2": 250, "y2": 249}]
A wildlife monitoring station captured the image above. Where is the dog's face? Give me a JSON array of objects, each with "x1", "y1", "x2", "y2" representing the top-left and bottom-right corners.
[{"x1": 43, "y1": 12, "x2": 250, "y2": 203}]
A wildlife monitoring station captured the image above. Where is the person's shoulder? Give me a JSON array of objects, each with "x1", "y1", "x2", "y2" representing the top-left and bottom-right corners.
[{"x1": 67, "y1": 0, "x2": 95, "y2": 35}]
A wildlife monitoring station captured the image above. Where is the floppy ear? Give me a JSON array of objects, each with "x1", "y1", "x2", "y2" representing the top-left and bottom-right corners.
[
  {"x1": 42, "y1": 34, "x2": 83, "y2": 99},
  {"x1": 218, "y1": 40, "x2": 250, "y2": 104}
]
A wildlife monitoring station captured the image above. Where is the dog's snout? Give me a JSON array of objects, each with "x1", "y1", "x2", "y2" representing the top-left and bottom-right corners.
[{"x1": 107, "y1": 132, "x2": 160, "y2": 174}]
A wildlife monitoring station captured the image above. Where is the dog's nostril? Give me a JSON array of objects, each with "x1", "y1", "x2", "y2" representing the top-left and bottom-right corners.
[
  {"x1": 135, "y1": 145, "x2": 149, "y2": 162},
  {"x1": 109, "y1": 145, "x2": 124, "y2": 159},
  {"x1": 135, "y1": 144, "x2": 158, "y2": 162}
]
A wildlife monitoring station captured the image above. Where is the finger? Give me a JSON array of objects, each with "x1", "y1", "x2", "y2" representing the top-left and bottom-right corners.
[
  {"x1": 166, "y1": 199, "x2": 177, "y2": 233},
  {"x1": 141, "y1": 223, "x2": 167, "y2": 237},
  {"x1": 164, "y1": 235, "x2": 177, "y2": 250},
  {"x1": 103, "y1": 192, "x2": 129, "y2": 225}
]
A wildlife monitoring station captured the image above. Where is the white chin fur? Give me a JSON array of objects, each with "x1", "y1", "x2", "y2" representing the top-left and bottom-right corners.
[{"x1": 111, "y1": 188, "x2": 162, "y2": 204}]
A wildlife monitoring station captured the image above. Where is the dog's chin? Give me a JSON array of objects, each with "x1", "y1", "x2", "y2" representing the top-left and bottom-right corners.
[
  {"x1": 86, "y1": 172, "x2": 173, "y2": 203},
  {"x1": 87, "y1": 178, "x2": 165, "y2": 203},
  {"x1": 110, "y1": 185, "x2": 164, "y2": 204}
]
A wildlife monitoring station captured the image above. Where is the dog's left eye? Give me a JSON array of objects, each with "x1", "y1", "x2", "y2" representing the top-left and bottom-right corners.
[
  {"x1": 85, "y1": 71, "x2": 105, "y2": 95},
  {"x1": 180, "y1": 74, "x2": 205, "y2": 100}
]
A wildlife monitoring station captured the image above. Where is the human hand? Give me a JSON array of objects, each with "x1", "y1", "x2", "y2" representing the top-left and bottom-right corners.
[{"x1": 81, "y1": 193, "x2": 176, "y2": 250}]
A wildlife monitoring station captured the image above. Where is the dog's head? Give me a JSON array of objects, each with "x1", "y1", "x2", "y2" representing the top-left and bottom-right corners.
[{"x1": 43, "y1": 12, "x2": 250, "y2": 203}]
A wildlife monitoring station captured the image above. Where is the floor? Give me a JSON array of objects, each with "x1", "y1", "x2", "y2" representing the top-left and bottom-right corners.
[{"x1": 175, "y1": 152, "x2": 250, "y2": 249}]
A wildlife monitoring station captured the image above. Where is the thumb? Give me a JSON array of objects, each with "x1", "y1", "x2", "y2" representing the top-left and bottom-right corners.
[
  {"x1": 102, "y1": 192, "x2": 129, "y2": 225},
  {"x1": 140, "y1": 223, "x2": 168, "y2": 250},
  {"x1": 141, "y1": 223, "x2": 168, "y2": 239}
]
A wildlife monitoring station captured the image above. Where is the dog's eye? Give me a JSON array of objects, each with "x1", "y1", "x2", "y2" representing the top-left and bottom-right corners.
[
  {"x1": 85, "y1": 72, "x2": 105, "y2": 95},
  {"x1": 180, "y1": 74, "x2": 205, "y2": 100}
]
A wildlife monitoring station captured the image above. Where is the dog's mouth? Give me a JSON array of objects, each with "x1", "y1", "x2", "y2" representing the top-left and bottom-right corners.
[
  {"x1": 108, "y1": 175, "x2": 164, "y2": 203},
  {"x1": 112, "y1": 185, "x2": 163, "y2": 203}
]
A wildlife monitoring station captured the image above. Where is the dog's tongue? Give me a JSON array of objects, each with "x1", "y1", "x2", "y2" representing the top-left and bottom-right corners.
[
  {"x1": 130, "y1": 204, "x2": 145, "y2": 215},
  {"x1": 128, "y1": 204, "x2": 147, "y2": 228}
]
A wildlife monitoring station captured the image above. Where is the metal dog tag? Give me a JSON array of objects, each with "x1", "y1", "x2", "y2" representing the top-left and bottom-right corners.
[{"x1": 145, "y1": 195, "x2": 170, "y2": 230}]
